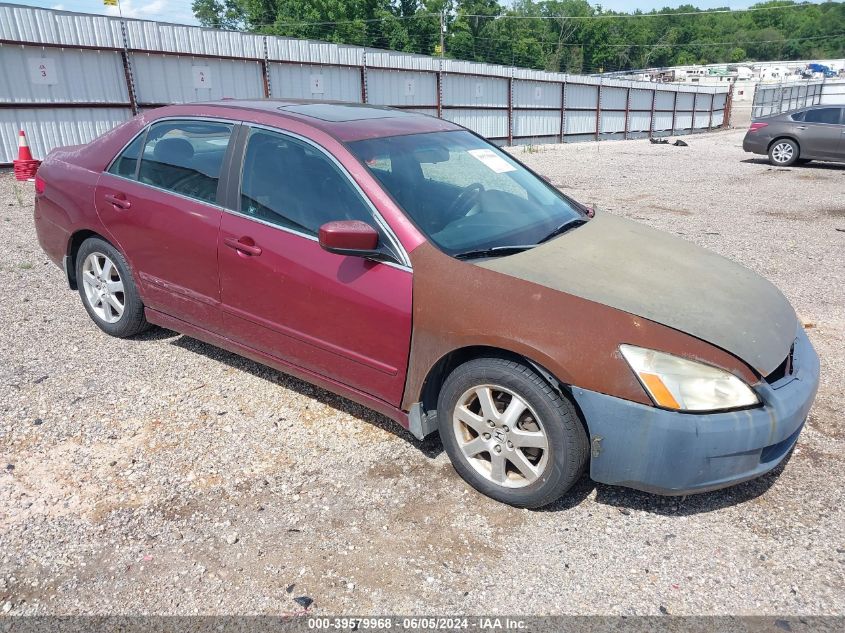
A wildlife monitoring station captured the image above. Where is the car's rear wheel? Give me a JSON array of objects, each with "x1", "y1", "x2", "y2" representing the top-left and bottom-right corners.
[
  {"x1": 76, "y1": 237, "x2": 148, "y2": 338},
  {"x1": 437, "y1": 357, "x2": 588, "y2": 508},
  {"x1": 768, "y1": 139, "x2": 799, "y2": 166}
]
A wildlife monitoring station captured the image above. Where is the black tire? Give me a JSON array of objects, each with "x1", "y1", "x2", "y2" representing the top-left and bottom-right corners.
[
  {"x1": 75, "y1": 237, "x2": 149, "y2": 338},
  {"x1": 437, "y1": 357, "x2": 589, "y2": 508},
  {"x1": 768, "y1": 138, "x2": 799, "y2": 166}
]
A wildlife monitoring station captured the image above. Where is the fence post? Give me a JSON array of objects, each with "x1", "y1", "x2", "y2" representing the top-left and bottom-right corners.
[
  {"x1": 624, "y1": 86, "x2": 631, "y2": 140},
  {"x1": 507, "y1": 72, "x2": 513, "y2": 146},
  {"x1": 261, "y1": 36, "x2": 271, "y2": 98},
  {"x1": 360, "y1": 50, "x2": 368, "y2": 104},
  {"x1": 671, "y1": 90, "x2": 678, "y2": 135},
  {"x1": 725, "y1": 81, "x2": 735, "y2": 128},
  {"x1": 648, "y1": 87, "x2": 656, "y2": 138},
  {"x1": 558, "y1": 81, "x2": 565, "y2": 143},
  {"x1": 595, "y1": 78, "x2": 602, "y2": 141},
  {"x1": 118, "y1": 19, "x2": 138, "y2": 115},
  {"x1": 436, "y1": 59, "x2": 443, "y2": 119}
]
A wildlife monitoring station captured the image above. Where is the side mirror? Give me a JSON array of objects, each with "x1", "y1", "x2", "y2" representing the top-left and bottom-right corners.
[{"x1": 318, "y1": 220, "x2": 380, "y2": 257}]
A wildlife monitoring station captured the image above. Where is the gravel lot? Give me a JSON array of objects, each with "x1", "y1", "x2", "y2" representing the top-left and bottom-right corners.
[{"x1": 1, "y1": 128, "x2": 843, "y2": 616}]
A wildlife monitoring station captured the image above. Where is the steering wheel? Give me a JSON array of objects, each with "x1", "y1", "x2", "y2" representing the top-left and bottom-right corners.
[{"x1": 445, "y1": 182, "x2": 485, "y2": 222}]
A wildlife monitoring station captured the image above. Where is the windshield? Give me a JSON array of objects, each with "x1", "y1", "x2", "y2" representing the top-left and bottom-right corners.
[{"x1": 347, "y1": 131, "x2": 584, "y2": 257}]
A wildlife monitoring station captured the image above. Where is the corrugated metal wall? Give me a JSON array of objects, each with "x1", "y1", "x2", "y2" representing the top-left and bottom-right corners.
[
  {"x1": 270, "y1": 63, "x2": 361, "y2": 102},
  {"x1": 131, "y1": 54, "x2": 264, "y2": 105},
  {"x1": 0, "y1": 3, "x2": 730, "y2": 163}
]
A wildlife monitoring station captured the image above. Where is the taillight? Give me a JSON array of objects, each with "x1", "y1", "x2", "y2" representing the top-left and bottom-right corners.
[
  {"x1": 34, "y1": 174, "x2": 46, "y2": 194},
  {"x1": 748, "y1": 122, "x2": 769, "y2": 133}
]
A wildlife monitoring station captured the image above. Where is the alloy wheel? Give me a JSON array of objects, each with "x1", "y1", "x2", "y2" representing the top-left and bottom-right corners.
[
  {"x1": 81, "y1": 252, "x2": 125, "y2": 324},
  {"x1": 452, "y1": 384, "x2": 549, "y2": 488},
  {"x1": 771, "y1": 142, "x2": 794, "y2": 164}
]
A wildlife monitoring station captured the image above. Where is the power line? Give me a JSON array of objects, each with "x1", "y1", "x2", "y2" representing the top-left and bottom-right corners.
[{"x1": 250, "y1": 2, "x2": 822, "y2": 29}]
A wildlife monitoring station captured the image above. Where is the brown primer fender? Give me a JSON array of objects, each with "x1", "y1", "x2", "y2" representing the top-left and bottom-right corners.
[{"x1": 402, "y1": 242, "x2": 759, "y2": 411}]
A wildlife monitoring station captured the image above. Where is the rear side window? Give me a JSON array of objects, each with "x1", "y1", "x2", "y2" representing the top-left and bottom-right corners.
[
  {"x1": 238, "y1": 127, "x2": 374, "y2": 236},
  {"x1": 804, "y1": 108, "x2": 842, "y2": 124},
  {"x1": 108, "y1": 133, "x2": 145, "y2": 179},
  {"x1": 138, "y1": 119, "x2": 233, "y2": 204},
  {"x1": 790, "y1": 111, "x2": 805, "y2": 122}
]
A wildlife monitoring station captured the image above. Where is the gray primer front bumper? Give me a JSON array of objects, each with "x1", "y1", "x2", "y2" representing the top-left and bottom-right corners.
[{"x1": 572, "y1": 327, "x2": 819, "y2": 496}]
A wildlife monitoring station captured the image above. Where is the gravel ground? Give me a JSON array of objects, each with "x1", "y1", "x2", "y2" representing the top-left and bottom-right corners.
[{"x1": 1, "y1": 128, "x2": 843, "y2": 616}]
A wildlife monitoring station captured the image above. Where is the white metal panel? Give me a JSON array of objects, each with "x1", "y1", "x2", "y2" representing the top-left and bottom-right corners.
[
  {"x1": 693, "y1": 111, "x2": 711, "y2": 129},
  {"x1": 513, "y1": 110, "x2": 560, "y2": 138},
  {"x1": 675, "y1": 112, "x2": 693, "y2": 130},
  {"x1": 270, "y1": 63, "x2": 361, "y2": 102},
  {"x1": 600, "y1": 110, "x2": 626, "y2": 134},
  {"x1": 513, "y1": 80, "x2": 561, "y2": 108},
  {"x1": 266, "y1": 37, "x2": 364, "y2": 66},
  {"x1": 442, "y1": 74, "x2": 507, "y2": 107},
  {"x1": 0, "y1": 107, "x2": 129, "y2": 163},
  {"x1": 628, "y1": 111, "x2": 652, "y2": 133},
  {"x1": 564, "y1": 110, "x2": 597, "y2": 135},
  {"x1": 652, "y1": 111, "x2": 673, "y2": 132},
  {"x1": 442, "y1": 60, "x2": 510, "y2": 78},
  {"x1": 694, "y1": 92, "x2": 711, "y2": 111},
  {"x1": 713, "y1": 93, "x2": 727, "y2": 110},
  {"x1": 365, "y1": 49, "x2": 439, "y2": 72},
  {"x1": 565, "y1": 83, "x2": 598, "y2": 109},
  {"x1": 366, "y1": 69, "x2": 436, "y2": 106},
  {"x1": 131, "y1": 54, "x2": 263, "y2": 104},
  {"x1": 0, "y1": 45, "x2": 128, "y2": 104},
  {"x1": 441, "y1": 109, "x2": 508, "y2": 139},
  {"x1": 819, "y1": 81, "x2": 845, "y2": 105},
  {"x1": 124, "y1": 21, "x2": 264, "y2": 58},
  {"x1": 602, "y1": 86, "x2": 627, "y2": 111},
  {"x1": 630, "y1": 88, "x2": 653, "y2": 110},
  {"x1": 675, "y1": 92, "x2": 695, "y2": 111},
  {"x1": 712, "y1": 110, "x2": 725, "y2": 127},
  {"x1": 654, "y1": 91, "x2": 675, "y2": 110},
  {"x1": 0, "y1": 4, "x2": 122, "y2": 48}
]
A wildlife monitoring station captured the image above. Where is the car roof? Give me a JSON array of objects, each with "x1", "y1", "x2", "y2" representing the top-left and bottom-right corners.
[{"x1": 166, "y1": 99, "x2": 462, "y2": 142}]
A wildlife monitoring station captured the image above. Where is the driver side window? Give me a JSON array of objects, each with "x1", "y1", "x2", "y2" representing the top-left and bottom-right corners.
[{"x1": 238, "y1": 128, "x2": 375, "y2": 237}]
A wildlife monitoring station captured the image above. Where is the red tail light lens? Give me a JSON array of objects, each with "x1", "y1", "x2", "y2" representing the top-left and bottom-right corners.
[
  {"x1": 749, "y1": 122, "x2": 769, "y2": 133},
  {"x1": 34, "y1": 175, "x2": 46, "y2": 194}
]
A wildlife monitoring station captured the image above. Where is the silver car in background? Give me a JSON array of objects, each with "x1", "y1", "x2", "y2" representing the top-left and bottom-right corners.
[{"x1": 743, "y1": 105, "x2": 845, "y2": 166}]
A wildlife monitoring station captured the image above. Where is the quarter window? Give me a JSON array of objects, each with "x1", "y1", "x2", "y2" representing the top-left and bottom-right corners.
[
  {"x1": 803, "y1": 108, "x2": 842, "y2": 125},
  {"x1": 108, "y1": 132, "x2": 145, "y2": 179},
  {"x1": 238, "y1": 128, "x2": 375, "y2": 236},
  {"x1": 138, "y1": 120, "x2": 233, "y2": 204}
]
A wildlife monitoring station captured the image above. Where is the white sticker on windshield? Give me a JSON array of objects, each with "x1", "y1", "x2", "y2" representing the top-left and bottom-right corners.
[{"x1": 467, "y1": 149, "x2": 517, "y2": 173}]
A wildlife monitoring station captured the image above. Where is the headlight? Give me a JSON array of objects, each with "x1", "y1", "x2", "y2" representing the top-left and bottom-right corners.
[{"x1": 619, "y1": 345, "x2": 760, "y2": 412}]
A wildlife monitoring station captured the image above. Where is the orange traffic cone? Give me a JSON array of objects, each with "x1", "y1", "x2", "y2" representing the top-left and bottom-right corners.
[{"x1": 14, "y1": 130, "x2": 41, "y2": 181}]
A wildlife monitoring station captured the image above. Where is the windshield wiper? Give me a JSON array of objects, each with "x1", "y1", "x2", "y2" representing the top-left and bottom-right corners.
[
  {"x1": 538, "y1": 218, "x2": 587, "y2": 244},
  {"x1": 453, "y1": 245, "x2": 536, "y2": 260}
]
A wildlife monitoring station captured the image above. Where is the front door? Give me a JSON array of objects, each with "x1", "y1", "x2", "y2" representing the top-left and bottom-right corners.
[
  {"x1": 95, "y1": 118, "x2": 236, "y2": 330},
  {"x1": 217, "y1": 127, "x2": 413, "y2": 406},
  {"x1": 795, "y1": 107, "x2": 844, "y2": 159}
]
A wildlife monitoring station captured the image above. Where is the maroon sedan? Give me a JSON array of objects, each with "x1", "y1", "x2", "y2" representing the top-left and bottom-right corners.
[{"x1": 34, "y1": 100, "x2": 818, "y2": 508}]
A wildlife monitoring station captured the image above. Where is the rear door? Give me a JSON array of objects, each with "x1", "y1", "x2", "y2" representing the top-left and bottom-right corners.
[
  {"x1": 96, "y1": 118, "x2": 236, "y2": 330},
  {"x1": 216, "y1": 125, "x2": 413, "y2": 406},
  {"x1": 794, "y1": 107, "x2": 843, "y2": 159}
]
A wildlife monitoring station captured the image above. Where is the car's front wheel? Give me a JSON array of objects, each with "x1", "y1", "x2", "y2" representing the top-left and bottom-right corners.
[
  {"x1": 437, "y1": 358, "x2": 589, "y2": 508},
  {"x1": 768, "y1": 139, "x2": 799, "y2": 166},
  {"x1": 76, "y1": 237, "x2": 149, "y2": 338}
]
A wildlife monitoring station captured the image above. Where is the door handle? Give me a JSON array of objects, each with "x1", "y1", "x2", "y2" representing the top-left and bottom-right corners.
[
  {"x1": 224, "y1": 236, "x2": 262, "y2": 257},
  {"x1": 104, "y1": 194, "x2": 131, "y2": 210},
  {"x1": 796, "y1": 126, "x2": 807, "y2": 130}
]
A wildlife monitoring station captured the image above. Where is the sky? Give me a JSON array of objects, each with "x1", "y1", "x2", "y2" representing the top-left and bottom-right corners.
[{"x1": 7, "y1": 0, "x2": 831, "y2": 28}]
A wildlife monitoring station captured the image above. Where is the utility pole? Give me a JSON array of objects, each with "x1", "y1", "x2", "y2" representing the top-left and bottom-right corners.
[{"x1": 439, "y1": 11, "x2": 445, "y2": 58}]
